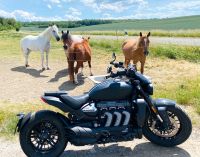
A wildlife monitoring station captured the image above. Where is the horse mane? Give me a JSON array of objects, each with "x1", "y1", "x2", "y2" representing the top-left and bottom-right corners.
[
  {"x1": 39, "y1": 27, "x2": 52, "y2": 36},
  {"x1": 136, "y1": 37, "x2": 142, "y2": 49}
]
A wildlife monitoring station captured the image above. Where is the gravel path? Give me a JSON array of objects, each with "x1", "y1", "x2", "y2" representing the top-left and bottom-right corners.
[
  {"x1": 1, "y1": 58, "x2": 200, "y2": 103},
  {"x1": 91, "y1": 35, "x2": 200, "y2": 46},
  {"x1": 0, "y1": 128, "x2": 199, "y2": 157}
]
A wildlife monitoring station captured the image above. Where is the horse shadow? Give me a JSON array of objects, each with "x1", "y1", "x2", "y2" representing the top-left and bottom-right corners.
[
  {"x1": 58, "y1": 74, "x2": 86, "y2": 91},
  {"x1": 11, "y1": 66, "x2": 48, "y2": 78},
  {"x1": 61, "y1": 142, "x2": 191, "y2": 157},
  {"x1": 48, "y1": 69, "x2": 68, "y2": 83}
]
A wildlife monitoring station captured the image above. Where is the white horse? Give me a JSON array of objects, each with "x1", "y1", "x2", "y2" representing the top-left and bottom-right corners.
[{"x1": 20, "y1": 25, "x2": 60, "y2": 70}]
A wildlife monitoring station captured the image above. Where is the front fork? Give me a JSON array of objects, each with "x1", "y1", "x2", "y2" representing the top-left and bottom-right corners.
[{"x1": 134, "y1": 82, "x2": 164, "y2": 123}]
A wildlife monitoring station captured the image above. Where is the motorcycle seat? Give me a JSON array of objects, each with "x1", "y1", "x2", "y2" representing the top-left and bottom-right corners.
[
  {"x1": 60, "y1": 94, "x2": 89, "y2": 109},
  {"x1": 44, "y1": 91, "x2": 67, "y2": 97}
]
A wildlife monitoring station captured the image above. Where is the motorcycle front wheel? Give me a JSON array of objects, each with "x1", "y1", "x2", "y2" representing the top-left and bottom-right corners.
[
  {"x1": 143, "y1": 106, "x2": 192, "y2": 147},
  {"x1": 19, "y1": 110, "x2": 67, "y2": 157}
]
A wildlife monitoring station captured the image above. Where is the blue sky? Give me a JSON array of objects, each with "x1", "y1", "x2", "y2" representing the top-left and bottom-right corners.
[{"x1": 0, "y1": 0, "x2": 200, "y2": 21}]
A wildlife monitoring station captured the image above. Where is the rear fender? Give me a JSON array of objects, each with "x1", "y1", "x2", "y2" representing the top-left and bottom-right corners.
[
  {"x1": 16, "y1": 111, "x2": 71, "y2": 133},
  {"x1": 15, "y1": 112, "x2": 32, "y2": 133}
]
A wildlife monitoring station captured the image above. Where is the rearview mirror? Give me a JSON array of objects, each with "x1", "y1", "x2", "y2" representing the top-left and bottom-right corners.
[{"x1": 112, "y1": 52, "x2": 116, "y2": 60}]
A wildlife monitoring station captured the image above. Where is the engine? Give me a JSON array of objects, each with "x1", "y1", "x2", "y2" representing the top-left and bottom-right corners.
[
  {"x1": 70, "y1": 100, "x2": 136, "y2": 146},
  {"x1": 95, "y1": 100, "x2": 131, "y2": 127}
]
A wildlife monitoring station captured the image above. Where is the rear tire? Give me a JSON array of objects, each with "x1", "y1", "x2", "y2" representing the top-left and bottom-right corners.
[
  {"x1": 19, "y1": 110, "x2": 67, "y2": 157},
  {"x1": 143, "y1": 106, "x2": 192, "y2": 147}
]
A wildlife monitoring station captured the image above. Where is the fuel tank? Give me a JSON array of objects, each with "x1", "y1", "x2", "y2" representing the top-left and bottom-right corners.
[{"x1": 89, "y1": 80, "x2": 133, "y2": 101}]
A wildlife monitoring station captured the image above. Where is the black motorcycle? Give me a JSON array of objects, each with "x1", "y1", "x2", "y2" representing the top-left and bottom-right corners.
[{"x1": 16, "y1": 53, "x2": 192, "y2": 157}]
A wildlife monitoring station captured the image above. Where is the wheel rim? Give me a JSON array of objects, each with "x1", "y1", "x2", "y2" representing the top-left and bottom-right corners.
[
  {"x1": 29, "y1": 120, "x2": 60, "y2": 153},
  {"x1": 147, "y1": 111, "x2": 181, "y2": 139}
]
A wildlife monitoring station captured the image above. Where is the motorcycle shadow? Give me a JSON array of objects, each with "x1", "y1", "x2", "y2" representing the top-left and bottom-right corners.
[{"x1": 61, "y1": 142, "x2": 191, "y2": 157}]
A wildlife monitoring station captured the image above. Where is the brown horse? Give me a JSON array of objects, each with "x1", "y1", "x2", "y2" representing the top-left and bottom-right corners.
[
  {"x1": 122, "y1": 32, "x2": 150, "y2": 74},
  {"x1": 61, "y1": 30, "x2": 93, "y2": 84}
]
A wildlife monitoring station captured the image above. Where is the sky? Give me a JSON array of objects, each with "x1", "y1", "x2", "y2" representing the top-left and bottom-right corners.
[{"x1": 0, "y1": 0, "x2": 200, "y2": 21}]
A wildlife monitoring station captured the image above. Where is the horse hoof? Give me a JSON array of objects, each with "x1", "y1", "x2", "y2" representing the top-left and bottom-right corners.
[
  {"x1": 47, "y1": 67, "x2": 50, "y2": 70},
  {"x1": 73, "y1": 81, "x2": 79, "y2": 85},
  {"x1": 90, "y1": 73, "x2": 93, "y2": 76},
  {"x1": 25, "y1": 64, "x2": 30, "y2": 68},
  {"x1": 42, "y1": 67, "x2": 45, "y2": 71}
]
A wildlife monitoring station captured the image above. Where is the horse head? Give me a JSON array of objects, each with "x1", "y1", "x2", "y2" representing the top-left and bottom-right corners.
[
  {"x1": 50, "y1": 24, "x2": 60, "y2": 41},
  {"x1": 138, "y1": 32, "x2": 151, "y2": 56},
  {"x1": 61, "y1": 30, "x2": 70, "y2": 50}
]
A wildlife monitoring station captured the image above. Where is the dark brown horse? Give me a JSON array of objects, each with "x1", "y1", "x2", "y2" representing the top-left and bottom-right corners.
[
  {"x1": 61, "y1": 30, "x2": 93, "y2": 84},
  {"x1": 122, "y1": 32, "x2": 150, "y2": 74}
]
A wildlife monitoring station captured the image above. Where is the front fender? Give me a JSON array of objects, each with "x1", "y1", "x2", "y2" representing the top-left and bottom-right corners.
[
  {"x1": 135, "y1": 98, "x2": 176, "y2": 128},
  {"x1": 153, "y1": 98, "x2": 176, "y2": 125},
  {"x1": 153, "y1": 98, "x2": 176, "y2": 109}
]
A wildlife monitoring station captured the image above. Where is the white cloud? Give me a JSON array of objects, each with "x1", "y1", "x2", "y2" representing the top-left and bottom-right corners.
[
  {"x1": 65, "y1": 7, "x2": 82, "y2": 20},
  {"x1": 168, "y1": 1, "x2": 200, "y2": 10},
  {"x1": 57, "y1": 4, "x2": 62, "y2": 8},
  {"x1": 68, "y1": 7, "x2": 82, "y2": 16},
  {"x1": 80, "y1": 0, "x2": 147, "y2": 13},
  {"x1": 47, "y1": 4, "x2": 52, "y2": 9},
  {"x1": 0, "y1": 9, "x2": 62, "y2": 21},
  {"x1": 65, "y1": 15, "x2": 81, "y2": 20},
  {"x1": 49, "y1": 0, "x2": 60, "y2": 4}
]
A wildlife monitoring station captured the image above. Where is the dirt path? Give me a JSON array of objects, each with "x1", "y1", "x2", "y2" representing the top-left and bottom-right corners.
[
  {"x1": 0, "y1": 57, "x2": 200, "y2": 103},
  {"x1": 0, "y1": 128, "x2": 200, "y2": 157},
  {"x1": 91, "y1": 35, "x2": 200, "y2": 46}
]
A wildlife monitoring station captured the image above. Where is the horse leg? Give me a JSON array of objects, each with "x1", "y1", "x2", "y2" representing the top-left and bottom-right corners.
[
  {"x1": 68, "y1": 59, "x2": 74, "y2": 82},
  {"x1": 140, "y1": 61, "x2": 145, "y2": 74},
  {"x1": 74, "y1": 61, "x2": 82, "y2": 85},
  {"x1": 133, "y1": 60, "x2": 138, "y2": 71},
  {"x1": 88, "y1": 60, "x2": 93, "y2": 76},
  {"x1": 124, "y1": 58, "x2": 130, "y2": 68},
  {"x1": 80, "y1": 62, "x2": 84, "y2": 76},
  {"x1": 46, "y1": 51, "x2": 50, "y2": 70},
  {"x1": 41, "y1": 52, "x2": 45, "y2": 71},
  {"x1": 24, "y1": 49, "x2": 30, "y2": 68}
]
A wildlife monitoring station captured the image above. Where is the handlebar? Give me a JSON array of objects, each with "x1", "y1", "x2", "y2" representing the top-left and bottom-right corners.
[
  {"x1": 107, "y1": 62, "x2": 137, "y2": 79},
  {"x1": 110, "y1": 61, "x2": 124, "y2": 68}
]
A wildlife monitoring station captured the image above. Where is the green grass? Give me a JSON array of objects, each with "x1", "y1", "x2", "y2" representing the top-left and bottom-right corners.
[
  {"x1": 154, "y1": 77, "x2": 200, "y2": 114},
  {"x1": 150, "y1": 45, "x2": 200, "y2": 63},
  {"x1": 0, "y1": 101, "x2": 61, "y2": 138},
  {"x1": 69, "y1": 16, "x2": 200, "y2": 31},
  {"x1": 89, "y1": 39, "x2": 200, "y2": 63},
  {"x1": 20, "y1": 15, "x2": 200, "y2": 37},
  {"x1": 1, "y1": 31, "x2": 200, "y2": 63},
  {"x1": 69, "y1": 29, "x2": 200, "y2": 38}
]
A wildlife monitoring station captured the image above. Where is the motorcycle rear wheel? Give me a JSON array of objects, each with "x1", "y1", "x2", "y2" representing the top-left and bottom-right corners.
[
  {"x1": 19, "y1": 110, "x2": 67, "y2": 157},
  {"x1": 143, "y1": 106, "x2": 192, "y2": 147}
]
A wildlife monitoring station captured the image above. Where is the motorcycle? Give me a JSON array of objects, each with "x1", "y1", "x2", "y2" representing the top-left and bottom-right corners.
[{"x1": 16, "y1": 53, "x2": 192, "y2": 157}]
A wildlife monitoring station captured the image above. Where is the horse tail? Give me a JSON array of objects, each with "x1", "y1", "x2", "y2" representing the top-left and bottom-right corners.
[{"x1": 20, "y1": 38, "x2": 26, "y2": 57}]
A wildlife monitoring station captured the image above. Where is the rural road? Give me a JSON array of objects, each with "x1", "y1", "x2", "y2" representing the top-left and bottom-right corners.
[
  {"x1": 0, "y1": 128, "x2": 200, "y2": 157},
  {"x1": 90, "y1": 35, "x2": 200, "y2": 46}
]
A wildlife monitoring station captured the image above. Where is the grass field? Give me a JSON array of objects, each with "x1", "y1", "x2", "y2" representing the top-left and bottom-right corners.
[
  {"x1": 0, "y1": 30, "x2": 200, "y2": 137},
  {"x1": 21, "y1": 15, "x2": 200, "y2": 37}
]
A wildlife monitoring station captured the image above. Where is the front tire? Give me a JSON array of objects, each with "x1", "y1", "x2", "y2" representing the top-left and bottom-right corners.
[
  {"x1": 143, "y1": 106, "x2": 192, "y2": 147},
  {"x1": 19, "y1": 110, "x2": 67, "y2": 157}
]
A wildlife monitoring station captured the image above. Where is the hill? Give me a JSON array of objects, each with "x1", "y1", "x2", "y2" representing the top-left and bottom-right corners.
[{"x1": 69, "y1": 15, "x2": 200, "y2": 31}]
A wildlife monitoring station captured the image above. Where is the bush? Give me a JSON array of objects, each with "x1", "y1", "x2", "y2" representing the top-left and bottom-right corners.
[{"x1": 0, "y1": 17, "x2": 21, "y2": 31}]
